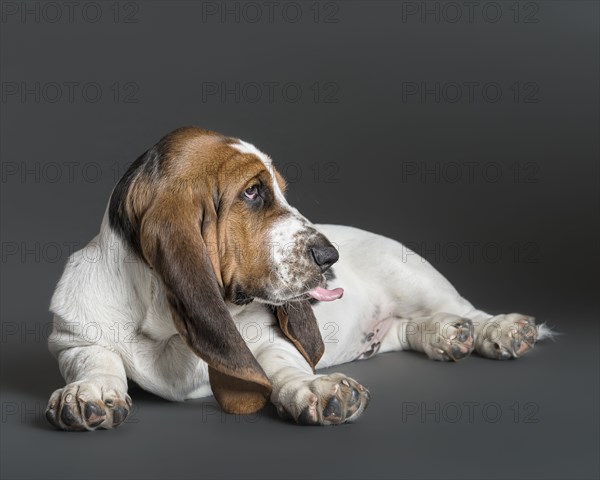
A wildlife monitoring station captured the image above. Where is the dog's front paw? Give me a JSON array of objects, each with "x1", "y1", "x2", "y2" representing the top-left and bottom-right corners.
[
  {"x1": 46, "y1": 381, "x2": 132, "y2": 431},
  {"x1": 275, "y1": 373, "x2": 370, "y2": 426},
  {"x1": 475, "y1": 314, "x2": 538, "y2": 359}
]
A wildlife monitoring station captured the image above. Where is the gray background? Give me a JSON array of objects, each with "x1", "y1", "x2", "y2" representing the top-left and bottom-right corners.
[{"x1": 1, "y1": 1, "x2": 598, "y2": 479}]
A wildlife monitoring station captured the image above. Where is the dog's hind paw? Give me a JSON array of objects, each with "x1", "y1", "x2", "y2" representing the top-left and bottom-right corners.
[{"x1": 475, "y1": 314, "x2": 538, "y2": 360}]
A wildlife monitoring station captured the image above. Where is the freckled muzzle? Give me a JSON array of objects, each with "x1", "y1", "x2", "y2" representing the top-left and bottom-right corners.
[
  {"x1": 264, "y1": 227, "x2": 343, "y2": 304},
  {"x1": 226, "y1": 226, "x2": 342, "y2": 306}
]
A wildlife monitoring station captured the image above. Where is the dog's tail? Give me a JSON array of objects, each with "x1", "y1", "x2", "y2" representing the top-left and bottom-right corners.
[{"x1": 536, "y1": 322, "x2": 560, "y2": 341}]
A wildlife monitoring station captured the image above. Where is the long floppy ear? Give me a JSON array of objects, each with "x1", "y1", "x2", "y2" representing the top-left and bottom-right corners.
[
  {"x1": 109, "y1": 144, "x2": 272, "y2": 415},
  {"x1": 275, "y1": 301, "x2": 325, "y2": 370},
  {"x1": 141, "y1": 204, "x2": 272, "y2": 414}
]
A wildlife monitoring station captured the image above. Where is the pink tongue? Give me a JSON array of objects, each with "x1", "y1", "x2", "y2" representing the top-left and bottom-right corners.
[{"x1": 307, "y1": 286, "x2": 344, "y2": 302}]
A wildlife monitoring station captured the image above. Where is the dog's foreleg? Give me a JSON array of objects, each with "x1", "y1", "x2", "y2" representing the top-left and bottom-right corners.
[
  {"x1": 253, "y1": 334, "x2": 370, "y2": 425},
  {"x1": 46, "y1": 344, "x2": 131, "y2": 431}
]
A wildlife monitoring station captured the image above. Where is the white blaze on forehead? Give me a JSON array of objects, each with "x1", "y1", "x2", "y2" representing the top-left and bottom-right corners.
[{"x1": 232, "y1": 140, "x2": 288, "y2": 205}]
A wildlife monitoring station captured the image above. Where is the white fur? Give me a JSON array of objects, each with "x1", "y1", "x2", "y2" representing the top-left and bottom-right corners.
[
  {"x1": 49, "y1": 218, "x2": 551, "y2": 403},
  {"x1": 536, "y1": 323, "x2": 558, "y2": 341},
  {"x1": 47, "y1": 143, "x2": 553, "y2": 427}
]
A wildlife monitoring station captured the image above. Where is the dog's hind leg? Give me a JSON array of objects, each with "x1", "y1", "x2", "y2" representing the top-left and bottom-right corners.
[
  {"x1": 379, "y1": 313, "x2": 475, "y2": 361},
  {"x1": 315, "y1": 226, "x2": 552, "y2": 362},
  {"x1": 380, "y1": 308, "x2": 552, "y2": 361}
]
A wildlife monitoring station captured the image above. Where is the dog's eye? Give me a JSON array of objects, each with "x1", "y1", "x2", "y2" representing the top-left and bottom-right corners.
[{"x1": 244, "y1": 185, "x2": 259, "y2": 201}]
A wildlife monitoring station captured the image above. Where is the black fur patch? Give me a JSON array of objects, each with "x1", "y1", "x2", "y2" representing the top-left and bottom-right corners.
[
  {"x1": 232, "y1": 289, "x2": 254, "y2": 306},
  {"x1": 108, "y1": 146, "x2": 161, "y2": 259}
]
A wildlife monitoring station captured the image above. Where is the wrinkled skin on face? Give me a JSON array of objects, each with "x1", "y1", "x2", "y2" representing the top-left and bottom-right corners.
[
  {"x1": 111, "y1": 127, "x2": 338, "y2": 307},
  {"x1": 108, "y1": 126, "x2": 340, "y2": 415},
  {"x1": 212, "y1": 140, "x2": 338, "y2": 306}
]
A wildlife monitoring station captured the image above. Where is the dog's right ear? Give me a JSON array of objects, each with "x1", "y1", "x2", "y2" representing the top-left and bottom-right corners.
[{"x1": 108, "y1": 140, "x2": 272, "y2": 415}]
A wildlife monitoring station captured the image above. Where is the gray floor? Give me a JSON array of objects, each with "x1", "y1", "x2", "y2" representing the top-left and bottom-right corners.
[
  {"x1": 1, "y1": 308, "x2": 598, "y2": 480},
  {"x1": 2, "y1": 1, "x2": 598, "y2": 478}
]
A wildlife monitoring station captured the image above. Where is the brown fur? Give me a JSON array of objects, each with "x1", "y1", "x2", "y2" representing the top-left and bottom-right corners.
[
  {"x1": 276, "y1": 303, "x2": 325, "y2": 369},
  {"x1": 109, "y1": 126, "x2": 326, "y2": 414}
]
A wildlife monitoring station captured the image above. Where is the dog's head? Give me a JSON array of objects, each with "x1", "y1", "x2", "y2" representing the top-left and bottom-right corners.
[{"x1": 109, "y1": 127, "x2": 342, "y2": 413}]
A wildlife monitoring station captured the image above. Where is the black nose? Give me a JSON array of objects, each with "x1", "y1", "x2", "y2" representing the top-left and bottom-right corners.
[{"x1": 310, "y1": 245, "x2": 339, "y2": 272}]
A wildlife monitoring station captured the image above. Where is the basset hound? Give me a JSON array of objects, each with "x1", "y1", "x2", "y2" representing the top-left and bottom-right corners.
[{"x1": 45, "y1": 126, "x2": 553, "y2": 430}]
